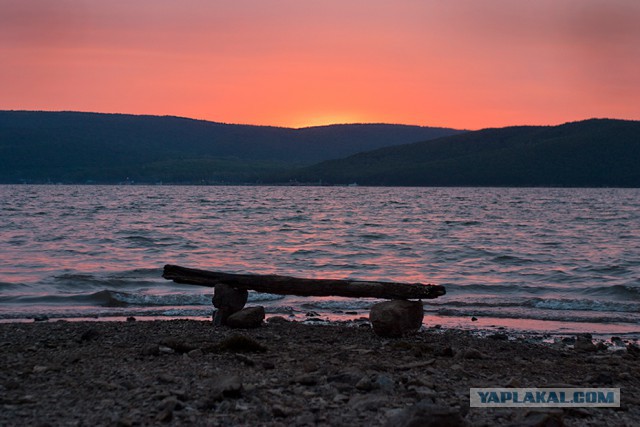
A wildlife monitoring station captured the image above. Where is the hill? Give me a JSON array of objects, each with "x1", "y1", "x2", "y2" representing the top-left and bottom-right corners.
[
  {"x1": 274, "y1": 119, "x2": 640, "y2": 187},
  {"x1": 0, "y1": 111, "x2": 462, "y2": 184}
]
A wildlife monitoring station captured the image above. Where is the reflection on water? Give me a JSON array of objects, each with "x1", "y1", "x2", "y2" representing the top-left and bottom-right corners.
[{"x1": 1, "y1": 185, "x2": 639, "y2": 335}]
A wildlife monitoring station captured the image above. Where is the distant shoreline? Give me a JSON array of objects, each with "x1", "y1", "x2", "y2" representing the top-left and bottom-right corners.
[
  {"x1": 2, "y1": 112, "x2": 638, "y2": 187},
  {"x1": 2, "y1": 182, "x2": 640, "y2": 188}
]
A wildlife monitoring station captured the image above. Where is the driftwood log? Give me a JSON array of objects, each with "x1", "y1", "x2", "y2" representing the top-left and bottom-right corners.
[{"x1": 163, "y1": 264, "x2": 446, "y2": 300}]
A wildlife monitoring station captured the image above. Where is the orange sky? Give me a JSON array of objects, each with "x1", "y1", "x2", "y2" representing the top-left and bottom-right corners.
[{"x1": 1, "y1": 0, "x2": 639, "y2": 129}]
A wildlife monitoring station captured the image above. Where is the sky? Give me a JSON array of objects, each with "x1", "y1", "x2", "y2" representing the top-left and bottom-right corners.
[{"x1": 1, "y1": 0, "x2": 639, "y2": 129}]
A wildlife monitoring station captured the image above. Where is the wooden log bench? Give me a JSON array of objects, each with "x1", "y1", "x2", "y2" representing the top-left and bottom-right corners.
[{"x1": 162, "y1": 264, "x2": 446, "y2": 336}]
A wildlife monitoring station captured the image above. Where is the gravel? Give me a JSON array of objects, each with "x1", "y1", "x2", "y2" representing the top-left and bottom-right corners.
[{"x1": 1, "y1": 319, "x2": 638, "y2": 426}]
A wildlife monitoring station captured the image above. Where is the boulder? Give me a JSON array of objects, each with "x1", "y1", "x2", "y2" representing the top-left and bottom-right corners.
[
  {"x1": 212, "y1": 283, "x2": 248, "y2": 325},
  {"x1": 369, "y1": 300, "x2": 423, "y2": 337},
  {"x1": 226, "y1": 306, "x2": 265, "y2": 329},
  {"x1": 574, "y1": 334, "x2": 597, "y2": 352}
]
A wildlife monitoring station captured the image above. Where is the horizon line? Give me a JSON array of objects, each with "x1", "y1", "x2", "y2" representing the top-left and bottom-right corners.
[{"x1": 1, "y1": 108, "x2": 637, "y2": 132}]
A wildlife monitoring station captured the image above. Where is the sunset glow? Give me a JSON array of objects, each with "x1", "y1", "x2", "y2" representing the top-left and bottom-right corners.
[{"x1": 1, "y1": 0, "x2": 639, "y2": 129}]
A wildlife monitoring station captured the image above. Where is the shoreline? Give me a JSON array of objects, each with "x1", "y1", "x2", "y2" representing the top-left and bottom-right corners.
[
  {"x1": 2, "y1": 313, "x2": 639, "y2": 342},
  {"x1": 1, "y1": 319, "x2": 639, "y2": 426}
]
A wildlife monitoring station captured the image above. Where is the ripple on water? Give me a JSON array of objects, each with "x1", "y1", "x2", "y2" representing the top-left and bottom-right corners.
[{"x1": 0, "y1": 185, "x2": 639, "y2": 333}]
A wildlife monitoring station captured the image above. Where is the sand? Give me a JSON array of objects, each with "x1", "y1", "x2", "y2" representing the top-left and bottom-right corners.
[{"x1": 1, "y1": 319, "x2": 639, "y2": 426}]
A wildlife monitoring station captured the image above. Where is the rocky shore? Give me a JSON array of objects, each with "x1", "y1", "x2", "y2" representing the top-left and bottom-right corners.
[{"x1": 1, "y1": 319, "x2": 639, "y2": 426}]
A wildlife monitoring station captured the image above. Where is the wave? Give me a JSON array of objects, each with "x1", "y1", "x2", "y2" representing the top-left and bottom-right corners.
[
  {"x1": 0, "y1": 288, "x2": 285, "y2": 308},
  {"x1": 358, "y1": 233, "x2": 389, "y2": 240},
  {"x1": 300, "y1": 299, "x2": 377, "y2": 311},
  {"x1": 531, "y1": 298, "x2": 639, "y2": 312},
  {"x1": 431, "y1": 297, "x2": 640, "y2": 313},
  {"x1": 441, "y1": 282, "x2": 640, "y2": 300},
  {"x1": 0, "y1": 307, "x2": 215, "y2": 320},
  {"x1": 45, "y1": 269, "x2": 164, "y2": 290},
  {"x1": 443, "y1": 283, "x2": 553, "y2": 294},
  {"x1": 444, "y1": 220, "x2": 481, "y2": 226},
  {"x1": 102, "y1": 290, "x2": 213, "y2": 307},
  {"x1": 582, "y1": 284, "x2": 640, "y2": 299},
  {"x1": 0, "y1": 289, "x2": 208, "y2": 307},
  {"x1": 492, "y1": 255, "x2": 536, "y2": 265},
  {"x1": 248, "y1": 292, "x2": 286, "y2": 302},
  {"x1": 0, "y1": 281, "x2": 28, "y2": 289},
  {"x1": 433, "y1": 307, "x2": 640, "y2": 325}
]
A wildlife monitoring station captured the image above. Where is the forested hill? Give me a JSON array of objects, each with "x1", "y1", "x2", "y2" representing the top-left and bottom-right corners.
[
  {"x1": 274, "y1": 119, "x2": 640, "y2": 187},
  {"x1": 0, "y1": 111, "x2": 462, "y2": 183}
]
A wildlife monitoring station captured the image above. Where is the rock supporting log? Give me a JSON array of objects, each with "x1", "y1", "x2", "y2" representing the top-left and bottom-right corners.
[
  {"x1": 163, "y1": 264, "x2": 445, "y2": 300},
  {"x1": 212, "y1": 284, "x2": 248, "y2": 326},
  {"x1": 369, "y1": 300, "x2": 424, "y2": 337},
  {"x1": 226, "y1": 307, "x2": 266, "y2": 329}
]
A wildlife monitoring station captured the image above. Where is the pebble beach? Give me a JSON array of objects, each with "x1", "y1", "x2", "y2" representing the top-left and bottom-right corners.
[{"x1": 1, "y1": 319, "x2": 639, "y2": 426}]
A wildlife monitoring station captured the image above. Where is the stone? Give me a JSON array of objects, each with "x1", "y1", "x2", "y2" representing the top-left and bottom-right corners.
[
  {"x1": 218, "y1": 334, "x2": 267, "y2": 353},
  {"x1": 385, "y1": 400, "x2": 467, "y2": 427},
  {"x1": 210, "y1": 375, "x2": 243, "y2": 400},
  {"x1": 333, "y1": 394, "x2": 349, "y2": 403},
  {"x1": 348, "y1": 394, "x2": 389, "y2": 412},
  {"x1": 226, "y1": 306, "x2": 265, "y2": 329},
  {"x1": 439, "y1": 346, "x2": 455, "y2": 357},
  {"x1": 294, "y1": 412, "x2": 316, "y2": 425},
  {"x1": 158, "y1": 346, "x2": 174, "y2": 354},
  {"x1": 187, "y1": 348, "x2": 203, "y2": 358},
  {"x1": 369, "y1": 300, "x2": 424, "y2": 337},
  {"x1": 142, "y1": 345, "x2": 160, "y2": 356},
  {"x1": 627, "y1": 343, "x2": 640, "y2": 357},
  {"x1": 574, "y1": 334, "x2": 597, "y2": 352},
  {"x1": 292, "y1": 374, "x2": 319, "y2": 386},
  {"x1": 506, "y1": 377, "x2": 521, "y2": 388},
  {"x1": 157, "y1": 374, "x2": 178, "y2": 384},
  {"x1": 161, "y1": 339, "x2": 197, "y2": 354},
  {"x1": 327, "y1": 370, "x2": 364, "y2": 386},
  {"x1": 212, "y1": 283, "x2": 248, "y2": 325},
  {"x1": 272, "y1": 404, "x2": 290, "y2": 418},
  {"x1": 234, "y1": 354, "x2": 255, "y2": 366},
  {"x1": 159, "y1": 396, "x2": 180, "y2": 412},
  {"x1": 266, "y1": 316, "x2": 289, "y2": 324},
  {"x1": 374, "y1": 374, "x2": 395, "y2": 392},
  {"x1": 356, "y1": 376, "x2": 374, "y2": 391},
  {"x1": 461, "y1": 348, "x2": 484, "y2": 359},
  {"x1": 155, "y1": 408, "x2": 173, "y2": 422},
  {"x1": 80, "y1": 328, "x2": 100, "y2": 342},
  {"x1": 488, "y1": 333, "x2": 508, "y2": 340}
]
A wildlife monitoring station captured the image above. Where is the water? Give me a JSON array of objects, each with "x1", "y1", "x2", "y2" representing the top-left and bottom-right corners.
[{"x1": 1, "y1": 185, "x2": 639, "y2": 336}]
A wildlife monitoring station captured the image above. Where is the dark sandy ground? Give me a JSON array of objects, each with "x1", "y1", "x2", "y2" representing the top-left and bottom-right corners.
[{"x1": 1, "y1": 319, "x2": 639, "y2": 426}]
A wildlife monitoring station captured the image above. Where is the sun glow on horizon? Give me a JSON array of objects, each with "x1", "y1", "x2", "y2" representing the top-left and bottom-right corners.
[
  {"x1": 1, "y1": 1, "x2": 639, "y2": 129},
  {"x1": 288, "y1": 113, "x2": 371, "y2": 129}
]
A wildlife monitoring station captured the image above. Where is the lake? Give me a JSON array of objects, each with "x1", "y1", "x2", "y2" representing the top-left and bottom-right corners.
[{"x1": 1, "y1": 185, "x2": 639, "y2": 337}]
